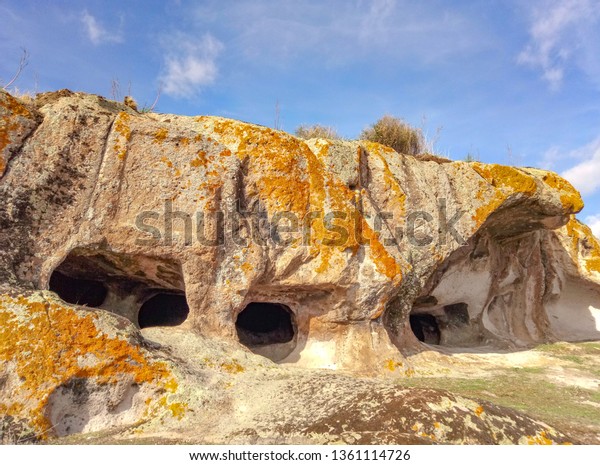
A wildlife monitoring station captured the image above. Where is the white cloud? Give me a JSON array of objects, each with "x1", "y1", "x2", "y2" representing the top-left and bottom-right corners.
[
  {"x1": 584, "y1": 214, "x2": 600, "y2": 238},
  {"x1": 160, "y1": 33, "x2": 223, "y2": 98},
  {"x1": 561, "y1": 137, "x2": 600, "y2": 195},
  {"x1": 81, "y1": 10, "x2": 123, "y2": 45},
  {"x1": 518, "y1": 0, "x2": 600, "y2": 90},
  {"x1": 194, "y1": 0, "x2": 486, "y2": 67}
]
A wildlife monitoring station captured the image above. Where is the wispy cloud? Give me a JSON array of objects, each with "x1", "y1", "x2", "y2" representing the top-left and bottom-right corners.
[
  {"x1": 194, "y1": 0, "x2": 486, "y2": 67},
  {"x1": 518, "y1": 0, "x2": 600, "y2": 90},
  {"x1": 81, "y1": 10, "x2": 123, "y2": 45},
  {"x1": 561, "y1": 136, "x2": 600, "y2": 195},
  {"x1": 160, "y1": 33, "x2": 223, "y2": 98}
]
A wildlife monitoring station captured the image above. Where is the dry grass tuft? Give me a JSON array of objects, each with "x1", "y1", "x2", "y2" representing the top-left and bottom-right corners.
[
  {"x1": 360, "y1": 115, "x2": 425, "y2": 156},
  {"x1": 295, "y1": 124, "x2": 340, "y2": 140}
]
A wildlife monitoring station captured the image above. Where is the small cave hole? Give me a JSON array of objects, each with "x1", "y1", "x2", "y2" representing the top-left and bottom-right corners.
[
  {"x1": 236, "y1": 302, "x2": 295, "y2": 347},
  {"x1": 444, "y1": 302, "x2": 470, "y2": 325},
  {"x1": 410, "y1": 314, "x2": 441, "y2": 345},
  {"x1": 138, "y1": 293, "x2": 189, "y2": 329},
  {"x1": 49, "y1": 270, "x2": 108, "y2": 307}
]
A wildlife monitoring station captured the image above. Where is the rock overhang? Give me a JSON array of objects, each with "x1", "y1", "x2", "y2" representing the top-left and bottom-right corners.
[{"x1": 0, "y1": 88, "x2": 596, "y2": 365}]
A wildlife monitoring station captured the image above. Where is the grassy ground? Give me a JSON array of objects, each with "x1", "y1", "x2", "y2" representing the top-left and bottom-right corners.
[{"x1": 400, "y1": 342, "x2": 600, "y2": 443}]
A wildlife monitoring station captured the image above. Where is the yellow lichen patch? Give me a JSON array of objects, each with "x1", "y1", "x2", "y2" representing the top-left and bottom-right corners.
[
  {"x1": 472, "y1": 163, "x2": 538, "y2": 195},
  {"x1": 160, "y1": 156, "x2": 173, "y2": 168},
  {"x1": 1, "y1": 92, "x2": 33, "y2": 118},
  {"x1": 564, "y1": 216, "x2": 600, "y2": 274},
  {"x1": 527, "y1": 430, "x2": 554, "y2": 445},
  {"x1": 158, "y1": 396, "x2": 188, "y2": 420},
  {"x1": 361, "y1": 141, "x2": 407, "y2": 218},
  {"x1": 179, "y1": 137, "x2": 190, "y2": 146},
  {"x1": 0, "y1": 93, "x2": 36, "y2": 173},
  {"x1": 470, "y1": 163, "x2": 538, "y2": 228},
  {"x1": 194, "y1": 117, "x2": 402, "y2": 282},
  {"x1": 113, "y1": 111, "x2": 131, "y2": 160},
  {"x1": 241, "y1": 262, "x2": 254, "y2": 273},
  {"x1": 361, "y1": 221, "x2": 402, "y2": 279},
  {"x1": 190, "y1": 150, "x2": 208, "y2": 168},
  {"x1": 540, "y1": 171, "x2": 584, "y2": 213},
  {"x1": 153, "y1": 127, "x2": 169, "y2": 144},
  {"x1": 0, "y1": 119, "x2": 18, "y2": 159},
  {"x1": 220, "y1": 360, "x2": 245, "y2": 374},
  {"x1": 0, "y1": 294, "x2": 176, "y2": 437},
  {"x1": 384, "y1": 359, "x2": 403, "y2": 371}
]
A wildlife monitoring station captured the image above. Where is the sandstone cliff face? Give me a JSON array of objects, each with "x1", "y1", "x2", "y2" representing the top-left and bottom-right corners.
[{"x1": 0, "y1": 89, "x2": 598, "y2": 443}]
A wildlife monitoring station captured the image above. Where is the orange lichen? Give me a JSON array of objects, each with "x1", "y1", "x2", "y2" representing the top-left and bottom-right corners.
[
  {"x1": 190, "y1": 150, "x2": 208, "y2": 168},
  {"x1": 0, "y1": 93, "x2": 36, "y2": 174},
  {"x1": 191, "y1": 117, "x2": 402, "y2": 282},
  {"x1": 158, "y1": 396, "x2": 188, "y2": 420},
  {"x1": 472, "y1": 164, "x2": 538, "y2": 194},
  {"x1": 113, "y1": 111, "x2": 131, "y2": 160},
  {"x1": 220, "y1": 360, "x2": 245, "y2": 373},
  {"x1": 564, "y1": 216, "x2": 600, "y2": 274},
  {"x1": 362, "y1": 142, "x2": 407, "y2": 218},
  {"x1": 0, "y1": 294, "x2": 177, "y2": 437},
  {"x1": 474, "y1": 405, "x2": 484, "y2": 417},
  {"x1": 160, "y1": 156, "x2": 173, "y2": 168},
  {"x1": 527, "y1": 430, "x2": 554, "y2": 445},
  {"x1": 153, "y1": 127, "x2": 169, "y2": 144},
  {"x1": 540, "y1": 171, "x2": 584, "y2": 213},
  {"x1": 471, "y1": 163, "x2": 538, "y2": 228},
  {"x1": 384, "y1": 359, "x2": 403, "y2": 371},
  {"x1": 241, "y1": 262, "x2": 254, "y2": 273}
]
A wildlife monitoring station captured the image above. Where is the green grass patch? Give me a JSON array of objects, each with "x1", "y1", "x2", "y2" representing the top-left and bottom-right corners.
[{"x1": 398, "y1": 368, "x2": 600, "y2": 432}]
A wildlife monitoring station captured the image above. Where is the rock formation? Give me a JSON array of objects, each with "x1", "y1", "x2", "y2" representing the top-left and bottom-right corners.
[{"x1": 1, "y1": 89, "x2": 599, "y2": 443}]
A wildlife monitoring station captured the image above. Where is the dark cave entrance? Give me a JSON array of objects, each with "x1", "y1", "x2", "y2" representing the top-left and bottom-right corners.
[
  {"x1": 444, "y1": 302, "x2": 470, "y2": 325},
  {"x1": 138, "y1": 293, "x2": 190, "y2": 329},
  {"x1": 48, "y1": 248, "x2": 187, "y2": 326},
  {"x1": 236, "y1": 302, "x2": 296, "y2": 347},
  {"x1": 410, "y1": 302, "x2": 474, "y2": 346},
  {"x1": 49, "y1": 270, "x2": 108, "y2": 307},
  {"x1": 410, "y1": 314, "x2": 441, "y2": 345}
]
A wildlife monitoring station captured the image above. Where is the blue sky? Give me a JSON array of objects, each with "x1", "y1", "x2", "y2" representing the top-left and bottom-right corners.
[{"x1": 2, "y1": 0, "x2": 600, "y2": 235}]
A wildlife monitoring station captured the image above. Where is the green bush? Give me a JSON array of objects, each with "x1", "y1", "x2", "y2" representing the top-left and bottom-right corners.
[
  {"x1": 360, "y1": 115, "x2": 424, "y2": 155},
  {"x1": 295, "y1": 124, "x2": 340, "y2": 140}
]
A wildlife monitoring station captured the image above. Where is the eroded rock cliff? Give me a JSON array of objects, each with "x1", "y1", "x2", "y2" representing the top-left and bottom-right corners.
[{"x1": 1, "y1": 89, "x2": 598, "y2": 443}]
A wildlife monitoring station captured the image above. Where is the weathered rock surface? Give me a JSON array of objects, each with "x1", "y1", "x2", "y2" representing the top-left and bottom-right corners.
[
  {"x1": 0, "y1": 89, "x2": 599, "y2": 443},
  {"x1": 0, "y1": 291, "x2": 575, "y2": 445}
]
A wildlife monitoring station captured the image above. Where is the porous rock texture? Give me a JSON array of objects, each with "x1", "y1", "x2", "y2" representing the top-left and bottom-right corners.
[{"x1": 0, "y1": 89, "x2": 598, "y2": 444}]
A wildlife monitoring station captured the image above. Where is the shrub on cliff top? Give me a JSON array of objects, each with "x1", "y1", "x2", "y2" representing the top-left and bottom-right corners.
[
  {"x1": 295, "y1": 124, "x2": 340, "y2": 140},
  {"x1": 360, "y1": 115, "x2": 425, "y2": 156}
]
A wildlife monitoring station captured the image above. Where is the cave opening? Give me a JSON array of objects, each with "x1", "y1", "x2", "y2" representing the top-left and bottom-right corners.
[
  {"x1": 410, "y1": 313, "x2": 441, "y2": 345},
  {"x1": 236, "y1": 302, "x2": 296, "y2": 347},
  {"x1": 49, "y1": 270, "x2": 108, "y2": 307},
  {"x1": 48, "y1": 248, "x2": 187, "y2": 324},
  {"x1": 138, "y1": 293, "x2": 190, "y2": 329},
  {"x1": 444, "y1": 302, "x2": 470, "y2": 325}
]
